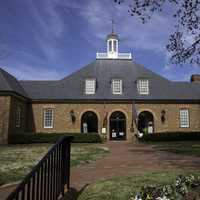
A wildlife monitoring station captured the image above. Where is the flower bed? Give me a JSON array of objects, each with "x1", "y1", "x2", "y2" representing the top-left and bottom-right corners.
[{"x1": 133, "y1": 175, "x2": 200, "y2": 200}]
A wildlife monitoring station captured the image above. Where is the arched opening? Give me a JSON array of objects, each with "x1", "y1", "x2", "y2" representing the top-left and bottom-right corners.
[
  {"x1": 81, "y1": 111, "x2": 98, "y2": 133},
  {"x1": 109, "y1": 111, "x2": 126, "y2": 140},
  {"x1": 138, "y1": 111, "x2": 154, "y2": 134}
]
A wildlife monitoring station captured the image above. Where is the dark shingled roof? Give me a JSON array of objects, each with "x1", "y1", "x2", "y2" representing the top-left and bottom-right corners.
[
  {"x1": 17, "y1": 59, "x2": 200, "y2": 101},
  {"x1": 0, "y1": 68, "x2": 28, "y2": 98}
]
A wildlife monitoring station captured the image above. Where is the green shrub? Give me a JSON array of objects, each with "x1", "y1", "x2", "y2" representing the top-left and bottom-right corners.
[
  {"x1": 9, "y1": 132, "x2": 102, "y2": 144},
  {"x1": 142, "y1": 128, "x2": 148, "y2": 135},
  {"x1": 138, "y1": 132, "x2": 200, "y2": 142}
]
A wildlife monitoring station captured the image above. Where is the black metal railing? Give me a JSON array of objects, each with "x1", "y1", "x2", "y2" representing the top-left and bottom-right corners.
[{"x1": 6, "y1": 136, "x2": 73, "y2": 200}]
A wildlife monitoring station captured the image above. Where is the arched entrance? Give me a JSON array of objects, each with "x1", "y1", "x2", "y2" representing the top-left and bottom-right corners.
[
  {"x1": 138, "y1": 111, "x2": 154, "y2": 134},
  {"x1": 109, "y1": 111, "x2": 126, "y2": 140},
  {"x1": 81, "y1": 111, "x2": 98, "y2": 133}
]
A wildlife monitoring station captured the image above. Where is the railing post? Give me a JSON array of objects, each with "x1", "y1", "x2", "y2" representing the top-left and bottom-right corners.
[
  {"x1": 6, "y1": 136, "x2": 73, "y2": 200},
  {"x1": 61, "y1": 139, "x2": 67, "y2": 196},
  {"x1": 66, "y1": 140, "x2": 71, "y2": 189}
]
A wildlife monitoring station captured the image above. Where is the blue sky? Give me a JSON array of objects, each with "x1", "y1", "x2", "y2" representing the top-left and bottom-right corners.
[{"x1": 0, "y1": 0, "x2": 199, "y2": 81}]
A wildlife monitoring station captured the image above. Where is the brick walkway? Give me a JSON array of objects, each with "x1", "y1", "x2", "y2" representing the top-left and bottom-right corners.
[
  {"x1": 70, "y1": 141, "x2": 200, "y2": 191},
  {"x1": 1, "y1": 141, "x2": 200, "y2": 200}
]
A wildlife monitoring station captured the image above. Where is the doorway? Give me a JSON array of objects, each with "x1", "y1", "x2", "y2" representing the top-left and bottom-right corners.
[
  {"x1": 109, "y1": 111, "x2": 126, "y2": 140},
  {"x1": 138, "y1": 111, "x2": 154, "y2": 134},
  {"x1": 81, "y1": 111, "x2": 98, "y2": 133}
]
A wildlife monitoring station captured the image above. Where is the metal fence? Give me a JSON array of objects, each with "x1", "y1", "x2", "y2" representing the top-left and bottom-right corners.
[{"x1": 6, "y1": 136, "x2": 73, "y2": 200}]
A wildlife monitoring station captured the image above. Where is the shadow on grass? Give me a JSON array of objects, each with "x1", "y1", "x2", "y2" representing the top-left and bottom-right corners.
[{"x1": 61, "y1": 184, "x2": 89, "y2": 200}]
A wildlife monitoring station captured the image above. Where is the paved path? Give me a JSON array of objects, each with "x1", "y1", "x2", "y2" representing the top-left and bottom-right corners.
[
  {"x1": 1, "y1": 141, "x2": 200, "y2": 200},
  {"x1": 70, "y1": 141, "x2": 200, "y2": 190}
]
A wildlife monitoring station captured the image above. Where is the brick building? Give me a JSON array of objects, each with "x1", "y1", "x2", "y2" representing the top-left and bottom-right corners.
[{"x1": 0, "y1": 32, "x2": 200, "y2": 144}]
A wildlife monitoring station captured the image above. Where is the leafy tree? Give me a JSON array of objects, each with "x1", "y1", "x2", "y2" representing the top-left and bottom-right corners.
[{"x1": 114, "y1": 0, "x2": 200, "y2": 66}]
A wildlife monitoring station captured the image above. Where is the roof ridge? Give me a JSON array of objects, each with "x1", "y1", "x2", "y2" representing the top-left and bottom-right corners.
[
  {"x1": 61, "y1": 60, "x2": 97, "y2": 81},
  {"x1": 0, "y1": 67, "x2": 28, "y2": 98},
  {"x1": 20, "y1": 80, "x2": 58, "y2": 83},
  {"x1": 0, "y1": 68, "x2": 12, "y2": 90},
  {"x1": 133, "y1": 62, "x2": 170, "y2": 82}
]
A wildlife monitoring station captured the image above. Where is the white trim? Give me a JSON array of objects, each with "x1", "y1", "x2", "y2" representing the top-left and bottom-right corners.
[
  {"x1": 137, "y1": 79, "x2": 149, "y2": 95},
  {"x1": 44, "y1": 109, "x2": 54, "y2": 129},
  {"x1": 180, "y1": 109, "x2": 190, "y2": 128},
  {"x1": 85, "y1": 79, "x2": 96, "y2": 95},
  {"x1": 112, "y1": 79, "x2": 122, "y2": 95},
  {"x1": 96, "y1": 52, "x2": 132, "y2": 60},
  {"x1": 107, "y1": 39, "x2": 118, "y2": 58}
]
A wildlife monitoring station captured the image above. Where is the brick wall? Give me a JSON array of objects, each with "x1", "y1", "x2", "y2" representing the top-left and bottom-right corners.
[
  {"x1": 1, "y1": 100, "x2": 199, "y2": 143},
  {"x1": 136, "y1": 103, "x2": 200, "y2": 132},
  {"x1": 0, "y1": 96, "x2": 11, "y2": 144},
  {"x1": 29, "y1": 102, "x2": 200, "y2": 141},
  {"x1": 9, "y1": 96, "x2": 28, "y2": 135},
  {"x1": 30, "y1": 102, "x2": 134, "y2": 141},
  {"x1": 0, "y1": 95, "x2": 28, "y2": 144}
]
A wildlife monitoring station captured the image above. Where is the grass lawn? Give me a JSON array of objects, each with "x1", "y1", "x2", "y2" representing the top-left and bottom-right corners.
[
  {"x1": 0, "y1": 143, "x2": 109, "y2": 186},
  {"x1": 78, "y1": 141, "x2": 200, "y2": 200},
  {"x1": 150, "y1": 141, "x2": 200, "y2": 157},
  {"x1": 78, "y1": 170, "x2": 200, "y2": 200}
]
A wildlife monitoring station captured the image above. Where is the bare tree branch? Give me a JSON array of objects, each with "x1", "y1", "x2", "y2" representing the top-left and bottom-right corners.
[{"x1": 114, "y1": 0, "x2": 200, "y2": 66}]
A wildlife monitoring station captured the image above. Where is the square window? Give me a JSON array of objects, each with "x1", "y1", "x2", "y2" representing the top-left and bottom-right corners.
[
  {"x1": 85, "y1": 79, "x2": 96, "y2": 94},
  {"x1": 180, "y1": 109, "x2": 189, "y2": 128},
  {"x1": 112, "y1": 79, "x2": 122, "y2": 94},
  {"x1": 44, "y1": 109, "x2": 53, "y2": 128},
  {"x1": 138, "y1": 79, "x2": 149, "y2": 95}
]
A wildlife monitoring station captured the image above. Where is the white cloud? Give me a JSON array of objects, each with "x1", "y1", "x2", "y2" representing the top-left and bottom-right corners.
[
  {"x1": 1, "y1": 64, "x2": 64, "y2": 80},
  {"x1": 162, "y1": 64, "x2": 200, "y2": 81},
  {"x1": 78, "y1": 0, "x2": 174, "y2": 53},
  {"x1": 30, "y1": 0, "x2": 65, "y2": 38},
  {"x1": 27, "y1": 0, "x2": 67, "y2": 61}
]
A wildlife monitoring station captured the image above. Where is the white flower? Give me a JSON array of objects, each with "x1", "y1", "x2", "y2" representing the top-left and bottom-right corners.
[
  {"x1": 156, "y1": 196, "x2": 170, "y2": 200},
  {"x1": 134, "y1": 196, "x2": 142, "y2": 200},
  {"x1": 137, "y1": 132, "x2": 143, "y2": 138},
  {"x1": 134, "y1": 193, "x2": 142, "y2": 200}
]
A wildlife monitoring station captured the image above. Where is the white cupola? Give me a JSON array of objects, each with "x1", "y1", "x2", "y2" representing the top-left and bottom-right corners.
[
  {"x1": 96, "y1": 22, "x2": 132, "y2": 60},
  {"x1": 106, "y1": 32, "x2": 119, "y2": 59}
]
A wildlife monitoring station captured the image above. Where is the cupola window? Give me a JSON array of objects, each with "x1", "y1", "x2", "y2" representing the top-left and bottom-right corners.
[
  {"x1": 138, "y1": 79, "x2": 149, "y2": 95},
  {"x1": 85, "y1": 79, "x2": 96, "y2": 94},
  {"x1": 113, "y1": 40, "x2": 117, "y2": 52},
  {"x1": 109, "y1": 41, "x2": 112, "y2": 52}
]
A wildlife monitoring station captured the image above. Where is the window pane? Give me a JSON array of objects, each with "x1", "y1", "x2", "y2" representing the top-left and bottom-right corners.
[
  {"x1": 113, "y1": 40, "x2": 117, "y2": 52},
  {"x1": 112, "y1": 79, "x2": 122, "y2": 94},
  {"x1": 138, "y1": 80, "x2": 149, "y2": 95},
  {"x1": 85, "y1": 79, "x2": 96, "y2": 94},
  {"x1": 180, "y1": 109, "x2": 189, "y2": 128},
  {"x1": 16, "y1": 107, "x2": 21, "y2": 128},
  {"x1": 109, "y1": 41, "x2": 112, "y2": 52},
  {"x1": 44, "y1": 109, "x2": 53, "y2": 128}
]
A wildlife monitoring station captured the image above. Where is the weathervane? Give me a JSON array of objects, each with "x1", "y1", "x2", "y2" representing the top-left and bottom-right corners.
[{"x1": 111, "y1": 19, "x2": 115, "y2": 33}]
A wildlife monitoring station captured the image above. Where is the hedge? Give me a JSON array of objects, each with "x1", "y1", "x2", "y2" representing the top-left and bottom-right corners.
[
  {"x1": 138, "y1": 132, "x2": 200, "y2": 142},
  {"x1": 9, "y1": 132, "x2": 102, "y2": 144}
]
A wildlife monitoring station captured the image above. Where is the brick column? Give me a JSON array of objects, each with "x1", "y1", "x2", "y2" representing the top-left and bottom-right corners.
[{"x1": 0, "y1": 96, "x2": 11, "y2": 144}]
